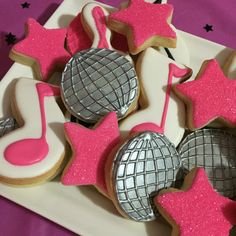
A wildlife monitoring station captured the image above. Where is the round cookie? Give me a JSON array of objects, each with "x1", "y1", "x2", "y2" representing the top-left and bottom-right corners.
[
  {"x1": 106, "y1": 131, "x2": 181, "y2": 221},
  {"x1": 0, "y1": 117, "x2": 18, "y2": 137},
  {"x1": 61, "y1": 48, "x2": 139, "y2": 123},
  {"x1": 178, "y1": 128, "x2": 236, "y2": 198}
]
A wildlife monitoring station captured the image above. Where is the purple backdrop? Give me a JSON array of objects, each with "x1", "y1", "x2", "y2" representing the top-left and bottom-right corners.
[{"x1": 0, "y1": 0, "x2": 236, "y2": 235}]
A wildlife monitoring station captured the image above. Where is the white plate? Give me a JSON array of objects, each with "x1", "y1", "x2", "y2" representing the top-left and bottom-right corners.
[{"x1": 0, "y1": 1, "x2": 234, "y2": 236}]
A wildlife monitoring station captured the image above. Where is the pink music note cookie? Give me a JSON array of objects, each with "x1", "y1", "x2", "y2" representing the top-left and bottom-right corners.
[
  {"x1": 174, "y1": 59, "x2": 236, "y2": 130},
  {"x1": 108, "y1": 0, "x2": 176, "y2": 54},
  {"x1": 155, "y1": 168, "x2": 236, "y2": 236},
  {"x1": 10, "y1": 18, "x2": 71, "y2": 81},
  {"x1": 61, "y1": 112, "x2": 120, "y2": 197},
  {"x1": 0, "y1": 78, "x2": 66, "y2": 186},
  {"x1": 119, "y1": 48, "x2": 192, "y2": 146}
]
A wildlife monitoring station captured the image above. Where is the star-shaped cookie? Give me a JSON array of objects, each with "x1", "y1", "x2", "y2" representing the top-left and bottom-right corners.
[
  {"x1": 108, "y1": 0, "x2": 176, "y2": 54},
  {"x1": 61, "y1": 112, "x2": 120, "y2": 196},
  {"x1": 155, "y1": 168, "x2": 236, "y2": 236},
  {"x1": 174, "y1": 59, "x2": 236, "y2": 130},
  {"x1": 10, "y1": 18, "x2": 70, "y2": 81}
]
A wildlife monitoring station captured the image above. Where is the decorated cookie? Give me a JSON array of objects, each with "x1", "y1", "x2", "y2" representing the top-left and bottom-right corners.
[
  {"x1": 10, "y1": 18, "x2": 71, "y2": 81},
  {"x1": 174, "y1": 59, "x2": 236, "y2": 130},
  {"x1": 108, "y1": 0, "x2": 176, "y2": 54},
  {"x1": 178, "y1": 128, "x2": 236, "y2": 198},
  {"x1": 106, "y1": 131, "x2": 181, "y2": 221},
  {"x1": 61, "y1": 112, "x2": 120, "y2": 196},
  {"x1": 223, "y1": 51, "x2": 236, "y2": 78},
  {"x1": 61, "y1": 48, "x2": 139, "y2": 123},
  {"x1": 0, "y1": 117, "x2": 18, "y2": 137},
  {"x1": 0, "y1": 78, "x2": 66, "y2": 186},
  {"x1": 119, "y1": 48, "x2": 192, "y2": 147},
  {"x1": 66, "y1": 12, "x2": 92, "y2": 55},
  {"x1": 155, "y1": 168, "x2": 236, "y2": 236}
]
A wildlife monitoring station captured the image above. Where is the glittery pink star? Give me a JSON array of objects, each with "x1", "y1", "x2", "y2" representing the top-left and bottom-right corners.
[
  {"x1": 155, "y1": 168, "x2": 236, "y2": 236},
  {"x1": 11, "y1": 18, "x2": 70, "y2": 81},
  {"x1": 61, "y1": 112, "x2": 120, "y2": 196},
  {"x1": 174, "y1": 59, "x2": 236, "y2": 129},
  {"x1": 108, "y1": 0, "x2": 176, "y2": 54}
]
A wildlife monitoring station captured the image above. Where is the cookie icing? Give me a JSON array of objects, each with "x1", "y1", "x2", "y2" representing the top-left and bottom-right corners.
[
  {"x1": 119, "y1": 48, "x2": 192, "y2": 146},
  {"x1": 108, "y1": 0, "x2": 176, "y2": 54},
  {"x1": 82, "y1": 3, "x2": 112, "y2": 49},
  {"x1": 0, "y1": 117, "x2": 18, "y2": 137},
  {"x1": 62, "y1": 112, "x2": 120, "y2": 195},
  {"x1": 0, "y1": 78, "x2": 66, "y2": 182},
  {"x1": 155, "y1": 168, "x2": 236, "y2": 236},
  {"x1": 178, "y1": 128, "x2": 236, "y2": 198},
  {"x1": 109, "y1": 131, "x2": 181, "y2": 221},
  {"x1": 10, "y1": 18, "x2": 70, "y2": 81},
  {"x1": 223, "y1": 51, "x2": 236, "y2": 78},
  {"x1": 175, "y1": 59, "x2": 236, "y2": 129},
  {"x1": 61, "y1": 48, "x2": 139, "y2": 123},
  {"x1": 4, "y1": 83, "x2": 60, "y2": 166}
]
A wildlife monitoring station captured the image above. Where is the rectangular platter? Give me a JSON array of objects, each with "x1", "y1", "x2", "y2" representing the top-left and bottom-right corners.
[{"x1": 0, "y1": 0, "x2": 234, "y2": 235}]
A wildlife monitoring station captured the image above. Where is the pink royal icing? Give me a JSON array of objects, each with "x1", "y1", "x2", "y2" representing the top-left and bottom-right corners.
[
  {"x1": 4, "y1": 84, "x2": 60, "y2": 166},
  {"x1": 175, "y1": 59, "x2": 236, "y2": 129},
  {"x1": 61, "y1": 112, "x2": 120, "y2": 195},
  {"x1": 92, "y1": 6, "x2": 110, "y2": 49},
  {"x1": 12, "y1": 18, "x2": 71, "y2": 81},
  {"x1": 156, "y1": 168, "x2": 236, "y2": 236},
  {"x1": 108, "y1": 0, "x2": 176, "y2": 49},
  {"x1": 131, "y1": 64, "x2": 191, "y2": 134},
  {"x1": 66, "y1": 13, "x2": 92, "y2": 55}
]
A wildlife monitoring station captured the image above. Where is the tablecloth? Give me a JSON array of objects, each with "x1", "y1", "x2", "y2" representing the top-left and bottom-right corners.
[{"x1": 0, "y1": 0, "x2": 235, "y2": 235}]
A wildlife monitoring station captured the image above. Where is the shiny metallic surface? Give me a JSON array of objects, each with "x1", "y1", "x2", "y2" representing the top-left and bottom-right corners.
[
  {"x1": 61, "y1": 48, "x2": 138, "y2": 123},
  {"x1": 178, "y1": 129, "x2": 236, "y2": 198},
  {"x1": 112, "y1": 131, "x2": 181, "y2": 221},
  {"x1": 0, "y1": 117, "x2": 18, "y2": 137}
]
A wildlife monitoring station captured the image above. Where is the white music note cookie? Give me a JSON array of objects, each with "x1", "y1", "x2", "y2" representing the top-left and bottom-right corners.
[
  {"x1": 0, "y1": 78, "x2": 66, "y2": 186},
  {"x1": 119, "y1": 48, "x2": 192, "y2": 146}
]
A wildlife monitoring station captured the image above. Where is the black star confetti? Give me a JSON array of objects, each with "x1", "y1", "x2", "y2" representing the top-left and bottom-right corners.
[
  {"x1": 5, "y1": 33, "x2": 17, "y2": 45},
  {"x1": 204, "y1": 24, "x2": 213, "y2": 32},
  {"x1": 21, "y1": 2, "x2": 30, "y2": 9}
]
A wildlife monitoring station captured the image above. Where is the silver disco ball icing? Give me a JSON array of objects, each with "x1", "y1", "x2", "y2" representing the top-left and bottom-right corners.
[
  {"x1": 112, "y1": 131, "x2": 181, "y2": 221},
  {"x1": 61, "y1": 48, "x2": 139, "y2": 123},
  {"x1": 178, "y1": 129, "x2": 236, "y2": 198},
  {"x1": 0, "y1": 117, "x2": 18, "y2": 137}
]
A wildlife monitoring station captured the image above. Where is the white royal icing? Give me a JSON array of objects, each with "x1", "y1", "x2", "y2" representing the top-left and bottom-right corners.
[
  {"x1": 0, "y1": 78, "x2": 66, "y2": 180},
  {"x1": 119, "y1": 48, "x2": 190, "y2": 146}
]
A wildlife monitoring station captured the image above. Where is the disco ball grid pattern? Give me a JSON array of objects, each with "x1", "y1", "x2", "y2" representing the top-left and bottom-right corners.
[
  {"x1": 178, "y1": 129, "x2": 236, "y2": 198},
  {"x1": 0, "y1": 117, "x2": 18, "y2": 137},
  {"x1": 61, "y1": 48, "x2": 138, "y2": 123},
  {"x1": 113, "y1": 131, "x2": 181, "y2": 221}
]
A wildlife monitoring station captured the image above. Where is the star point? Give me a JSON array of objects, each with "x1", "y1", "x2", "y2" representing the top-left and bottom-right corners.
[
  {"x1": 108, "y1": 0, "x2": 176, "y2": 54},
  {"x1": 5, "y1": 33, "x2": 17, "y2": 45},
  {"x1": 174, "y1": 59, "x2": 236, "y2": 129},
  {"x1": 61, "y1": 112, "x2": 120, "y2": 196},
  {"x1": 10, "y1": 18, "x2": 70, "y2": 81},
  {"x1": 155, "y1": 168, "x2": 236, "y2": 236}
]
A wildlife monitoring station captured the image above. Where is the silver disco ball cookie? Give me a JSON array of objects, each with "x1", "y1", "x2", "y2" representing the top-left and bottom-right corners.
[
  {"x1": 61, "y1": 48, "x2": 139, "y2": 123},
  {"x1": 111, "y1": 131, "x2": 181, "y2": 221},
  {"x1": 178, "y1": 129, "x2": 236, "y2": 198},
  {"x1": 0, "y1": 117, "x2": 18, "y2": 137}
]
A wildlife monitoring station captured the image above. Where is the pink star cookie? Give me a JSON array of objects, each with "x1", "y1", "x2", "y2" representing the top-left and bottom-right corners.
[
  {"x1": 61, "y1": 112, "x2": 120, "y2": 196},
  {"x1": 174, "y1": 59, "x2": 236, "y2": 130},
  {"x1": 10, "y1": 18, "x2": 70, "y2": 81},
  {"x1": 155, "y1": 168, "x2": 236, "y2": 236},
  {"x1": 108, "y1": 0, "x2": 176, "y2": 54}
]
